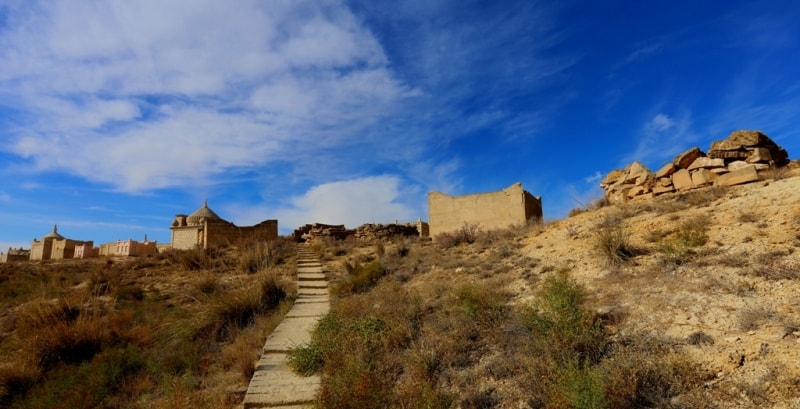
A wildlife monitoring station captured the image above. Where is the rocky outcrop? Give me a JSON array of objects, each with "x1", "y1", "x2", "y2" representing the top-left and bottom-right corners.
[
  {"x1": 601, "y1": 130, "x2": 791, "y2": 203},
  {"x1": 294, "y1": 220, "x2": 430, "y2": 244},
  {"x1": 354, "y1": 221, "x2": 427, "y2": 242},
  {"x1": 293, "y1": 223, "x2": 354, "y2": 243}
]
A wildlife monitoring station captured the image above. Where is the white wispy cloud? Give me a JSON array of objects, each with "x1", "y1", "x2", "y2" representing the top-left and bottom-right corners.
[
  {"x1": 228, "y1": 175, "x2": 419, "y2": 232},
  {"x1": 583, "y1": 171, "x2": 603, "y2": 184},
  {"x1": 0, "y1": 0, "x2": 414, "y2": 192},
  {"x1": 626, "y1": 112, "x2": 697, "y2": 167}
]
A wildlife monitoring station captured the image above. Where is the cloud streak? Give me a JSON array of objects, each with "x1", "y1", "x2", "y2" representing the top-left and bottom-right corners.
[{"x1": 0, "y1": 0, "x2": 414, "y2": 191}]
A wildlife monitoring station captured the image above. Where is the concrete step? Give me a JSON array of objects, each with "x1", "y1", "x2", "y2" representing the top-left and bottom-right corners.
[{"x1": 243, "y1": 247, "x2": 330, "y2": 407}]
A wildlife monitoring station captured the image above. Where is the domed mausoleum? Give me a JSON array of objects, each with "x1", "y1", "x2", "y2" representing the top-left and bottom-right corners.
[{"x1": 170, "y1": 201, "x2": 278, "y2": 249}]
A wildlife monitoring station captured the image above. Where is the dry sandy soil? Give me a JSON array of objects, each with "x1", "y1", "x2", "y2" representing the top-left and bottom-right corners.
[{"x1": 515, "y1": 176, "x2": 800, "y2": 407}]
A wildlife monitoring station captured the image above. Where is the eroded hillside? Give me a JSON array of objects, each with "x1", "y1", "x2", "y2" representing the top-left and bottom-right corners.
[{"x1": 309, "y1": 174, "x2": 800, "y2": 408}]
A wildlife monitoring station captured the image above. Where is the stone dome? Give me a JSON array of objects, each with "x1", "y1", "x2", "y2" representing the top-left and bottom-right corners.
[
  {"x1": 186, "y1": 200, "x2": 222, "y2": 225},
  {"x1": 42, "y1": 225, "x2": 64, "y2": 239}
]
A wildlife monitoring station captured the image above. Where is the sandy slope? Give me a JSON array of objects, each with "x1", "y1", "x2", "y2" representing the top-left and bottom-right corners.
[{"x1": 514, "y1": 175, "x2": 800, "y2": 407}]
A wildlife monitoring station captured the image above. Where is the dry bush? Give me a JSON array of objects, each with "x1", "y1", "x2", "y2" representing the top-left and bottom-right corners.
[
  {"x1": 737, "y1": 210, "x2": 761, "y2": 223},
  {"x1": 195, "y1": 273, "x2": 287, "y2": 341},
  {"x1": 161, "y1": 247, "x2": 215, "y2": 270},
  {"x1": 436, "y1": 222, "x2": 480, "y2": 248},
  {"x1": 594, "y1": 214, "x2": 641, "y2": 266},
  {"x1": 738, "y1": 307, "x2": 782, "y2": 331},
  {"x1": 658, "y1": 215, "x2": 709, "y2": 267},
  {"x1": 753, "y1": 259, "x2": 800, "y2": 280},
  {"x1": 0, "y1": 360, "x2": 40, "y2": 406},
  {"x1": 598, "y1": 340, "x2": 710, "y2": 408},
  {"x1": 16, "y1": 294, "x2": 111, "y2": 370}
]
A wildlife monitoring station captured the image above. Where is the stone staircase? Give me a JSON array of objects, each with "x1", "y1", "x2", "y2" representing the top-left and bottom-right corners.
[{"x1": 242, "y1": 246, "x2": 329, "y2": 408}]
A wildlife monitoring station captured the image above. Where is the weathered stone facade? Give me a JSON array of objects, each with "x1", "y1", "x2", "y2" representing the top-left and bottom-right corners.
[
  {"x1": 0, "y1": 247, "x2": 30, "y2": 263},
  {"x1": 170, "y1": 201, "x2": 278, "y2": 249},
  {"x1": 74, "y1": 243, "x2": 99, "y2": 259},
  {"x1": 30, "y1": 225, "x2": 94, "y2": 261},
  {"x1": 428, "y1": 183, "x2": 543, "y2": 238},
  {"x1": 99, "y1": 236, "x2": 158, "y2": 257},
  {"x1": 601, "y1": 130, "x2": 792, "y2": 203}
]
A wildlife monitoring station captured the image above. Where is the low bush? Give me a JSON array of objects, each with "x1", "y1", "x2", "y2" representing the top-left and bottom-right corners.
[
  {"x1": 658, "y1": 216, "x2": 709, "y2": 267},
  {"x1": 162, "y1": 247, "x2": 215, "y2": 270},
  {"x1": 16, "y1": 295, "x2": 111, "y2": 370},
  {"x1": 334, "y1": 261, "x2": 385, "y2": 295},
  {"x1": 196, "y1": 273, "x2": 286, "y2": 341},
  {"x1": 436, "y1": 222, "x2": 480, "y2": 248},
  {"x1": 594, "y1": 214, "x2": 640, "y2": 266}
]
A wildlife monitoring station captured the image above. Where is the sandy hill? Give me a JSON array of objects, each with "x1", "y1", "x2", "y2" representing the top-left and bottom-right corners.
[
  {"x1": 316, "y1": 173, "x2": 800, "y2": 408},
  {"x1": 518, "y1": 176, "x2": 800, "y2": 403}
]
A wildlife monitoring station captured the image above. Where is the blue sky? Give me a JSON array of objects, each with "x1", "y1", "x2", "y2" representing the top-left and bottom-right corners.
[{"x1": 1, "y1": 0, "x2": 799, "y2": 250}]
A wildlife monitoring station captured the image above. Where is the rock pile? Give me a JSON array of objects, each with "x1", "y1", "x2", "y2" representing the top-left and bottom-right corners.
[
  {"x1": 601, "y1": 130, "x2": 791, "y2": 203},
  {"x1": 293, "y1": 223, "x2": 354, "y2": 243},
  {"x1": 354, "y1": 221, "x2": 427, "y2": 242},
  {"x1": 294, "y1": 221, "x2": 430, "y2": 244}
]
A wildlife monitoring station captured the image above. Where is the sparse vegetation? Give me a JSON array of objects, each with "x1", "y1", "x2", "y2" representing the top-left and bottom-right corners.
[
  {"x1": 0, "y1": 240, "x2": 294, "y2": 408},
  {"x1": 594, "y1": 213, "x2": 641, "y2": 266}
]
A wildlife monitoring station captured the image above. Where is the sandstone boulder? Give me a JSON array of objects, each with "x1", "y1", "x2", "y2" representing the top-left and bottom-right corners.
[
  {"x1": 728, "y1": 130, "x2": 769, "y2": 147},
  {"x1": 600, "y1": 169, "x2": 625, "y2": 187},
  {"x1": 687, "y1": 157, "x2": 725, "y2": 171},
  {"x1": 691, "y1": 169, "x2": 716, "y2": 187},
  {"x1": 714, "y1": 166, "x2": 759, "y2": 187},
  {"x1": 655, "y1": 163, "x2": 677, "y2": 178},
  {"x1": 708, "y1": 130, "x2": 789, "y2": 166},
  {"x1": 672, "y1": 169, "x2": 694, "y2": 190},
  {"x1": 746, "y1": 147, "x2": 772, "y2": 164},
  {"x1": 673, "y1": 147, "x2": 704, "y2": 169},
  {"x1": 727, "y1": 161, "x2": 754, "y2": 171}
]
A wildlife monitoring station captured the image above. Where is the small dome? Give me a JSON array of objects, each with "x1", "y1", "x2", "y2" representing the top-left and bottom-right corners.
[
  {"x1": 186, "y1": 200, "x2": 221, "y2": 225},
  {"x1": 42, "y1": 224, "x2": 64, "y2": 239}
]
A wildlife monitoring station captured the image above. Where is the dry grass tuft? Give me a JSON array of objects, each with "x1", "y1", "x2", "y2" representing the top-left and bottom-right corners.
[{"x1": 594, "y1": 213, "x2": 642, "y2": 266}]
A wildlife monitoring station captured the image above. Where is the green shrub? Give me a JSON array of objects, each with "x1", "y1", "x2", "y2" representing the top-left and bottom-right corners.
[
  {"x1": 522, "y1": 270, "x2": 606, "y2": 365},
  {"x1": 335, "y1": 261, "x2": 385, "y2": 295},
  {"x1": 286, "y1": 343, "x2": 323, "y2": 376},
  {"x1": 659, "y1": 216, "x2": 709, "y2": 267},
  {"x1": 454, "y1": 283, "x2": 508, "y2": 327}
]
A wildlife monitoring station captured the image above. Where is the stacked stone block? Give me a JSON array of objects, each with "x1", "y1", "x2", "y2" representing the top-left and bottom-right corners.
[{"x1": 601, "y1": 130, "x2": 790, "y2": 203}]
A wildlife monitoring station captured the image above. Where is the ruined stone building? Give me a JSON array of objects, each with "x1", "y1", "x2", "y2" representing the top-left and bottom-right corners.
[
  {"x1": 428, "y1": 182, "x2": 543, "y2": 237},
  {"x1": 0, "y1": 247, "x2": 30, "y2": 263},
  {"x1": 30, "y1": 225, "x2": 94, "y2": 261},
  {"x1": 74, "y1": 243, "x2": 99, "y2": 259},
  {"x1": 99, "y1": 236, "x2": 157, "y2": 257},
  {"x1": 170, "y1": 201, "x2": 278, "y2": 249}
]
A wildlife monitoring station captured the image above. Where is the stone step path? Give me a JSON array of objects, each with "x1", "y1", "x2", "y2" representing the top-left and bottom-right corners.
[{"x1": 243, "y1": 246, "x2": 329, "y2": 408}]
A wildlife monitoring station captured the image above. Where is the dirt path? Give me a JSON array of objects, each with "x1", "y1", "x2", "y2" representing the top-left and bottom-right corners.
[{"x1": 242, "y1": 246, "x2": 329, "y2": 408}]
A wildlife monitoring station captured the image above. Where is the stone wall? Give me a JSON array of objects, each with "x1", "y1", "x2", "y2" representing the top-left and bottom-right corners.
[
  {"x1": 205, "y1": 218, "x2": 278, "y2": 248},
  {"x1": 601, "y1": 130, "x2": 792, "y2": 203},
  {"x1": 171, "y1": 227, "x2": 202, "y2": 250},
  {"x1": 0, "y1": 248, "x2": 29, "y2": 263},
  {"x1": 170, "y1": 203, "x2": 278, "y2": 249},
  {"x1": 428, "y1": 183, "x2": 543, "y2": 238}
]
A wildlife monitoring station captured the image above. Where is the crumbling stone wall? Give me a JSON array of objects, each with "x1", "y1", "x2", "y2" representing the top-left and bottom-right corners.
[
  {"x1": 601, "y1": 130, "x2": 792, "y2": 203},
  {"x1": 428, "y1": 183, "x2": 543, "y2": 238},
  {"x1": 170, "y1": 203, "x2": 278, "y2": 249}
]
